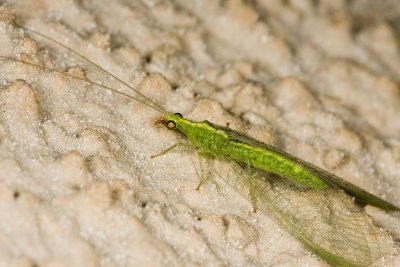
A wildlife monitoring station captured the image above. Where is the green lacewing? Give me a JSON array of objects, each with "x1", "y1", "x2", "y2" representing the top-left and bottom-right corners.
[{"x1": 1, "y1": 26, "x2": 399, "y2": 266}]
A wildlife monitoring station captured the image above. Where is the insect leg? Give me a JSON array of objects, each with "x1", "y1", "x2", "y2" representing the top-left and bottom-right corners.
[
  {"x1": 150, "y1": 142, "x2": 196, "y2": 159},
  {"x1": 195, "y1": 151, "x2": 219, "y2": 191},
  {"x1": 196, "y1": 151, "x2": 207, "y2": 191},
  {"x1": 224, "y1": 161, "x2": 261, "y2": 213},
  {"x1": 236, "y1": 161, "x2": 259, "y2": 213},
  {"x1": 245, "y1": 164, "x2": 259, "y2": 213}
]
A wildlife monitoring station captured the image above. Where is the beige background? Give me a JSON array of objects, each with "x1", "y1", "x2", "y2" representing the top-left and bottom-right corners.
[{"x1": 0, "y1": 1, "x2": 399, "y2": 266}]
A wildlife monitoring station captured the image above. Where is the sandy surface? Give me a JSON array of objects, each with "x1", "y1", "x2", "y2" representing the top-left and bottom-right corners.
[{"x1": 0, "y1": 1, "x2": 400, "y2": 266}]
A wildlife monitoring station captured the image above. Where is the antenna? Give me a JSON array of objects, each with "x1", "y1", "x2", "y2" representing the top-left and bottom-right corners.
[
  {"x1": 18, "y1": 24, "x2": 167, "y2": 114},
  {"x1": 0, "y1": 55, "x2": 164, "y2": 114}
]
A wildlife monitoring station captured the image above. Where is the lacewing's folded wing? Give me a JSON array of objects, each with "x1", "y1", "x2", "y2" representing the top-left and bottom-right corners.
[
  {"x1": 210, "y1": 122, "x2": 399, "y2": 211},
  {"x1": 212, "y1": 159, "x2": 393, "y2": 266}
]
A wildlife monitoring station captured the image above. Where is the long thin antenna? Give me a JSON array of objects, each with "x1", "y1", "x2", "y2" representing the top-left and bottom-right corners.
[
  {"x1": 19, "y1": 24, "x2": 166, "y2": 114},
  {"x1": 0, "y1": 55, "x2": 165, "y2": 114}
]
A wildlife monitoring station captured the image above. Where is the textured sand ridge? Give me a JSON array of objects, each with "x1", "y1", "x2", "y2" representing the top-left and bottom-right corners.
[{"x1": 0, "y1": 1, "x2": 400, "y2": 266}]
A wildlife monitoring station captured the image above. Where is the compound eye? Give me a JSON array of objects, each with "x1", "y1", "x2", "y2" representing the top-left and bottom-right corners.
[
  {"x1": 174, "y1": 112, "x2": 183, "y2": 117},
  {"x1": 166, "y1": 120, "x2": 176, "y2": 129}
]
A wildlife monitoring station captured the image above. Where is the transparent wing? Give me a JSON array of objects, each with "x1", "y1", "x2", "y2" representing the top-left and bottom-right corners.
[
  {"x1": 208, "y1": 121, "x2": 399, "y2": 211},
  {"x1": 211, "y1": 158, "x2": 390, "y2": 266}
]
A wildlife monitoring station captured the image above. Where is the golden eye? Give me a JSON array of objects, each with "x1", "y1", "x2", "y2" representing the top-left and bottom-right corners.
[
  {"x1": 174, "y1": 113, "x2": 183, "y2": 117},
  {"x1": 167, "y1": 120, "x2": 176, "y2": 129}
]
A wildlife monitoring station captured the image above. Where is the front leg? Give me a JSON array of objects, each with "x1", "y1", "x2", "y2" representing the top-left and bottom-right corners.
[{"x1": 150, "y1": 142, "x2": 197, "y2": 159}]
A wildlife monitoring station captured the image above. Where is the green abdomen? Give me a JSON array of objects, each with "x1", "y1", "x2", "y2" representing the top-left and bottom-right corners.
[{"x1": 225, "y1": 141, "x2": 326, "y2": 189}]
